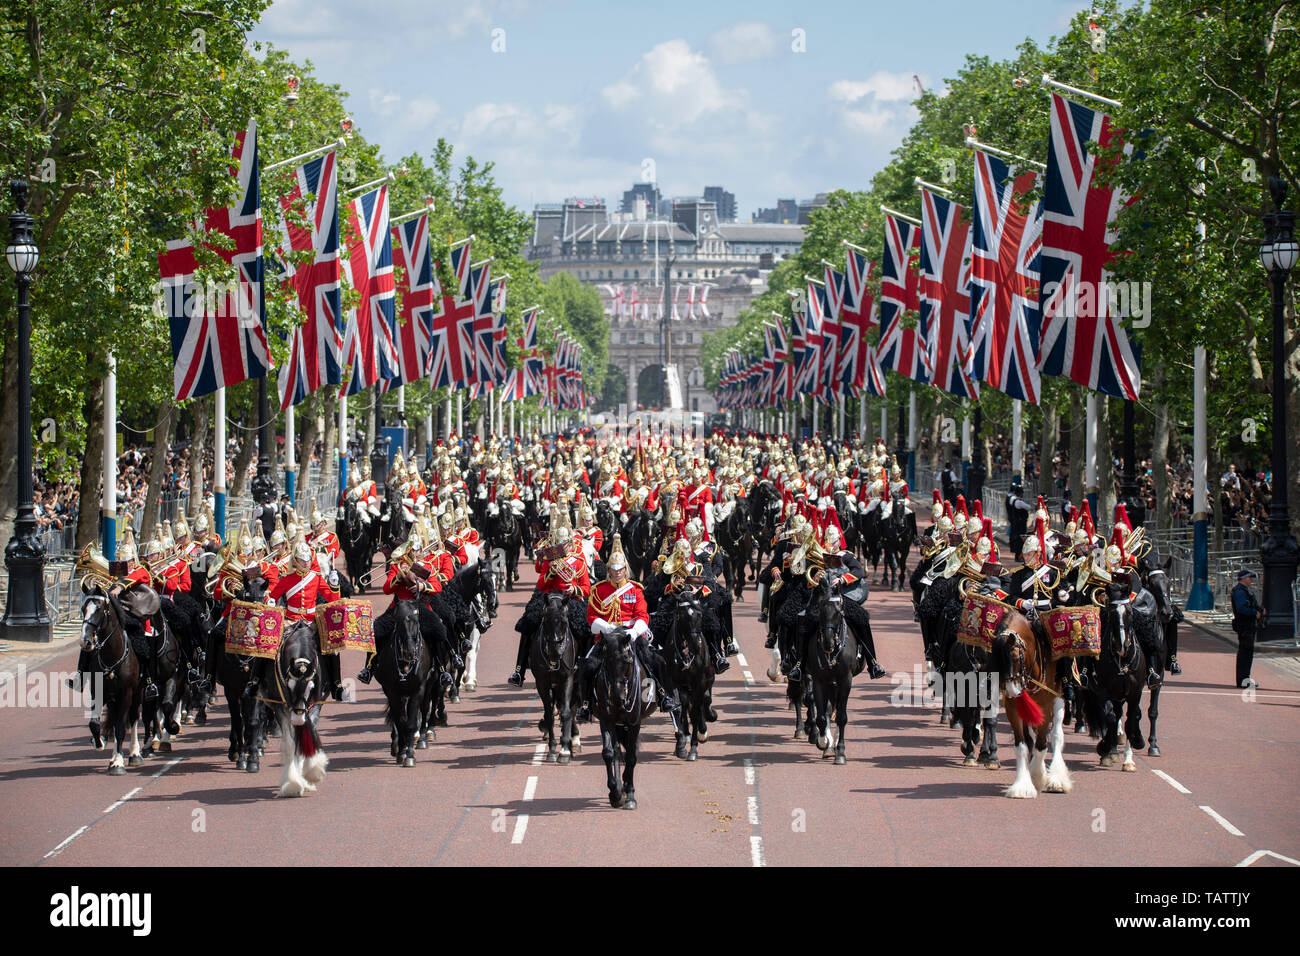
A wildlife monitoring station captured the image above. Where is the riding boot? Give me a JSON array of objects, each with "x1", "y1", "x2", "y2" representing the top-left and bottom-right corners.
[
  {"x1": 357, "y1": 651, "x2": 376, "y2": 684},
  {"x1": 509, "y1": 630, "x2": 530, "y2": 686},
  {"x1": 1147, "y1": 648, "x2": 1164, "y2": 688},
  {"x1": 710, "y1": 634, "x2": 731, "y2": 673},
  {"x1": 757, "y1": 583, "x2": 769, "y2": 623},
  {"x1": 640, "y1": 642, "x2": 681, "y2": 714},
  {"x1": 576, "y1": 656, "x2": 598, "y2": 721},
  {"x1": 140, "y1": 650, "x2": 159, "y2": 702},
  {"x1": 325, "y1": 653, "x2": 344, "y2": 700}
]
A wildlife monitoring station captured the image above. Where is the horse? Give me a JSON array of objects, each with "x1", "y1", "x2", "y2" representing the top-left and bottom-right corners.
[
  {"x1": 448, "y1": 558, "x2": 498, "y2": 697},
  {"x1": 861, "y1": 507, "x2": 883, "y2": 578},
  {"x1": 486, "y1": 496, "x2": 523, "y2": 591},
  {"x1": 715, "y1": 496, "x2": 752, "y2": 601},
  {"x1": 594, "y1": 499, "x2": 617, "y2": 564},
  {"x1": 337, "y1": 497, "x2": 373, "y2": 592},
  {"x1": 805, "y1": 572, "x2": 857, "y2": 764},
  {"x1": 530, "y1": 591, "x2": 580, "y2": 763},
  {"x1": 878, "y1": 499, "x2": 914, "y2": 591},
  {"x1": 590, "y1": 627, "x2": 657, "y2": 809},
  {"x1": 832, "y1": 491, "x2": 861, "y2": 557},
  {"x1": 249, "y1": 620, "x2": 328, "y2": 797},
  {"x1": 990, "y1": 608, "x2": 1072, "y2": 798},
  {"x1": 625, "y1": 507, "x2": 659, "y2": 584},
  {"x1": 1082, "y1": 584, "x2": 1160, "y2": 769},
  {"x1": 748, "y1": 481, "x2": 780, "y2": 578},
  {"x1": 78, "y1": 592, "x2": 143, "y2": 774},
  {"x1": 662, "y1": 589, "x2": 714, "y2": 762},
  {"x1": 374, "y1": 599, "x2": 432, "y2": 767},
  {"x1": 214, "y1": 573, "x2": 273, "y2": 772}
]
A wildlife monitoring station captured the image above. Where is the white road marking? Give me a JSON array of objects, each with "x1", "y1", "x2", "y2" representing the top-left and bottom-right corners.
[
  {"x1": 1161, "y1": 690, "x2": 1300, "y2": 699},
  {"x1": 44, "y1": 827, "x2": 87, "y2": 860},
  {"x1": 742, "y1": 670, "x2": 755, "y2": 685},
  {"x1": 736, "y1": 653, "x2": 748, "y2": 667},
  {"x1": 747, "y1": 795, "x2": 759, "y2": 826},
  {"x1": 743, "y1": 759, "x2": 755, "y2": 786},
  {"x1": 750, "y1": 835, "x2": 765, "y2": 867},
  {"x1": 1237, "y1": 849, "x2": 1300, "y2": 867},
  {"x1": 512, "y1": 775, "x2": 539, "y2": 845},
  {"x1": 531, "y1": 743, "x2": 546, "y2": 766},
  {"x1": 1150, "y1": 769, "x2": 1191, "y2": 794},
  {"x1": 152, "y1": 757, "x2": 182, "y2": 779},
  {"x1": 103, "y1": 787, "x2": 142, "y2": 814},
  {"x1": 1200, "y1": 805, "x2": 1244, "y2": 837}
]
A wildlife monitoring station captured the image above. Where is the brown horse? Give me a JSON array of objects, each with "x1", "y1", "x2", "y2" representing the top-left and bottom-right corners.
[{"x1": 992, "y1": 610, "x2": 1073, "y2": 798}]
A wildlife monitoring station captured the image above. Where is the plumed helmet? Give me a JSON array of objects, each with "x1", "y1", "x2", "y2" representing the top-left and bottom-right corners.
[
  {"x1": 143, "y1": 527, "x2": 164, "y2": 559},
  {"x1": 161, "y1": 520, "x2": 175, "y2": 552},
  {"x1": 931, "y1": 489, "x2": 943, "y2": 520},
  {"x1": 192, "y1": 507, "x2": 210, "y2": 535},
  {"x1": 607, "y1": 533, "x2": 628, "y2": 575},
  {"x1": 270, "y1": 513, "x2": 287, "y2": 548},
  {"x1": 292, "y1": 538, "x2": 313, "y2": 570},
  {"x1": 685, "y1": 517, "x2": 703, "y2": 541},
  {"x1": 174, "y1": 514, "x2": 191, "y2": 541},
  {"x1": 310, "y1": 496, "x2": 325, "y2": 528},
  {"x1": 251, "y1": 528, "x2": 268, "y2": 556},
  {"x1": 119, "y1": 527, "x2": 138, "y2": 563}
]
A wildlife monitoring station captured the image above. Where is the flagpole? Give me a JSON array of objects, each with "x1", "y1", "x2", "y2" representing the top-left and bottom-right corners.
[
  {"x1": 961, "y1": 411, "x2": 971, "y2": 492},
  {"x1": 444, "y1": 390, "x2": 452, "y2": 445},
  {"x1": 1085, "y1": 393, "x2": 1099, "y2": 517},
  {"x1": 344, "y1": 172, "x2": 396, "y2": 198},
  {"x1": 101, "y1": 354, "x2": 117, "y2": 559},
  {"x1": 457, "y1": 393, "x2": 463, "y2": 437},
  {"x1": 880, "y1": 205, "x2": 922, "y2": 226},
  {"x1": 907, "y1": 391, "x2": 918, "y2": 487},
  {"x1": 1188, "y1": 347, "x2": 1213, "y2": 609},
  {"x1": 1011, "y1": 399, "x2": 1023, "y2": 484},
  {"x1": 425, "y1": 410, "x2": 433, "y2": 469},
  {"x1": 263, "y1": 138, "x2": 347, "y2": 173},
  {"x1": 285, "y1": 403, "x2": 296, "y2": 505},
  {"x1": 914, "y1": 177, "x2": 953, "y2": 197},
  {"x1": 214, "y1": 386, "x2": 227, "y2": 540},
  {"x1": 964, "y1": 137, "x2": 1047, "y2": 171},
  {"x1": 337, "y1": 392, "x2": 348, "y2": 502},
  {"x1": 1039, "y1": 73, "x2": 1122, "y2": 109}
]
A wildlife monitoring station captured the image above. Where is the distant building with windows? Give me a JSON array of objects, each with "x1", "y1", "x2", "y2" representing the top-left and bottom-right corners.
[
  {"x1": 526, "y1": 190, "x2": 808, "y2": 413},
  {"x1": 703, "y1": 185, "x2": 737, "y2": 222}
]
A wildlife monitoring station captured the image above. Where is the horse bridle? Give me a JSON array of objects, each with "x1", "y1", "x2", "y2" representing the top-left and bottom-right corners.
[
  {"x1": 541, "y1": 597, "x2": 571, "y2": 672},
  {"x1": 394, "y1": 606, "x2": 424, "y2": 678},
  {"x1": 83, "y1": 597, "x2": 130, "y2": 677},
  {"x1": 816, "y1": 589, "x2": 846, "y2": 664},
  {"x1": 1105, "y1": 601, "x2": 1140, "y2": 675},
  {"x1": 673, "y1": 597, "x2": 702, "y2": 667}
]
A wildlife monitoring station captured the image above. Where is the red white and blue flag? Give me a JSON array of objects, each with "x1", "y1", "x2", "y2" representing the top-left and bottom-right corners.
[
  {"x1": 876, "y1": 214, "x2": 926, "y2": 383},
  {"x1": 340, "y1": 184, "x2": 398, "y2": 396},
  {"x1": 836, "y1": 248, "x2": 879, "y2": 394},
  {"x1": 427, "y1": 291, "x2": 476, "y2": 390},
  {"x1": 469, "y1": 262, "x2": 495, "y2": 386},
  {"x1": 159, "y1": 118, "x2": 272, "y2": 402},
  {"x1": 967, "y1": 150, "x2": 1043, "y2": 404},
  {"x1": 918, "y1": 189, "x2": 978, "y2": 398},
  {"x1": 387, "y1": 211, "x2": 437, "y2": 390},
  {"x1": 1037, "y1": 93, "x2": 1142, "y2": 399},
  {"x1": 273, "y1": 149, "x2": 342, "y2": 410},
  {"x1": 450, "y1": 239, "x2": 473, "y2": 300}
]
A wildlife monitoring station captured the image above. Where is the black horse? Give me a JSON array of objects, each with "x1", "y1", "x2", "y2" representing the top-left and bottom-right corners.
[
  {"x1": 594, "y1": 499, "x2": 618, "y2": 564},
  {"x1": 878, "y1": 500, "x2": 915, "y2": 591},
  {"x1": 660, "y1": 590, "x2": 714, "y2": 761},
  {"x1": 748, "y1": 481, "x2": 780, "y2": 578},
  {"x1": 487, "y1": 498, "x2": 524, "y2": 592},
  {"x1": 249, "y1": 620, "x2": 328, "y2": 797},
  {"x1": 214, "y1": 572, "x2": 272, "y2": 772},
  {"x1": 806, "y1": 573, "x2": 857, "y2": 764},
  {"x1": 715, "y1": 497, "x2": 752, "y2": 601},
  {"x1": 590, "y1": 628, "x2": 657, "y2": 809},
  {"x1": 78, "y1": 592, "x2": 144, "y2": 774},
  {"x1": 624, "y1": 507, "x2": 660, "y2": 584},
  {"x1": 337, "y1": 497, "x2": 375, "y2": 592},
  {"x1": 1082, "y1": 585, "x2": 1161, "y2": 768},
  {"x1": 530, "y1": 591, "x2": 580, "y2": 763},
  {"x1": 375, "y1": 599, "x2": 433, "y2": 767}
]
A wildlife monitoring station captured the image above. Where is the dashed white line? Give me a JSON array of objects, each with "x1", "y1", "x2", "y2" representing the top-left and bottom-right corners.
[
  {"x1": 1237, "y1": 849, "x2": 1300, "y2": 867},
  {"x1": 44, "y1": 827, "x2": 88, "y2": 860},
  {"x1": 1200, "y1": 805, "x2": 1244, "y2": 837},
  {"x1": 152, "y1": 756, "x2": 182, "y2": 779},
  {"x1": 103, "y1": 787, "x2": 142, "y2": 814},
  {"x1": 512, "y1": 775, "x2": 539, "y2": 845},
  {"x1": 736, "y1": 653, "x2": 748, "y2": 667},
  {"x1": 742, "y1": 670, "x2": 755, "y2": 685},
  {"x1": 530, "y1": 743, "x2": 546, "y2": 766},
  {"x1": 750, "y1": 835, "x2": 765, "y2": 867},
  {"x1": 747, "y1": 795, "x2": 759, "y2": 826},
  {"x1": 1150, "y1": 769, "x2": 1190, "y2": 794},
  {"x1": 1162, "y1": 690, "x2": 1300, "y2": 699},
  {"x1": 743, "y1": 758, "x2": 755, "y2": 787}
]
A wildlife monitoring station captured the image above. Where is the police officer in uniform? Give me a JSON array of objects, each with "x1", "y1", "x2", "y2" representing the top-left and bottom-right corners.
[{"x1": 1231, "y1": 569, "x2": 1262, "y2": 689}]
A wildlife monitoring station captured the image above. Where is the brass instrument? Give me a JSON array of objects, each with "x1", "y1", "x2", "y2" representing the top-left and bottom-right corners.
[
  {"x1": 76, "y1": 543, "x2": 114, "y2": 593},
  {"x1": 1091, "y1": 586, "x2": 1108, "y2": 607}
]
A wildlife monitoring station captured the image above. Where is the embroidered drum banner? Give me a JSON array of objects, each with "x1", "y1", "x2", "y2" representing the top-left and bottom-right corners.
[
  {"x1": 226, "y1": 601, "x2": 284, "y2": 659},
  {"x1": 957, "y1": 591, "x2": 1011, "y2": 651},
  {"x1": 1042, "y1": 605, "x2": 1101, "y2": 660},
  {"x1": 316, "y1": 598, "x2": 374, "y2": 654}
]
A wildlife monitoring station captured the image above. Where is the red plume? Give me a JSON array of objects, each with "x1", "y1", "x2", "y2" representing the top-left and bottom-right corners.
[
  {"x1": 1017, "y1": 693, "x2": 1044, "y2": 727},
  {"x1": 932, "y1": 489, "x2": 941, "y2": 505},
  {"x1": 973, "y1": 500, "x2": 984, "y2": 523},
  {"x1": 956, "y1": 495, "x2": 968, "y2": 522}
]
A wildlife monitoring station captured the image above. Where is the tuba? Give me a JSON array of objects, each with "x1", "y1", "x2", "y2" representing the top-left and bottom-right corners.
[{"x1": 76, "y1": 543, "x2": 114, "y2": 593}]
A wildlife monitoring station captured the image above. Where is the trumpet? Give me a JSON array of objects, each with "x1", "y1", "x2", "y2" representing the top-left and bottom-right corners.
[{"x1": 75, "y1": 543, "x2": 114, "y2": 593}]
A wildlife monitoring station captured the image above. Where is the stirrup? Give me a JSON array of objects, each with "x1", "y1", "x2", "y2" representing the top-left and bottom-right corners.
[
  {"x1": 356, "y1": 668, "x2": 373, "y2": 685},
  {"x1": 142, "y1": 680, "x2": 159, "y2": 702},
  {"x1": 764, "y1": 634, "x2": 777, "y2": 649},
  {"x1": 757, "y1": 611, "x2": 768, "y2": 623},
  {"x1": 724, "y1": 640, "x2": 740, "y2": 656},
  {"x1": 715, "y1": 655, "x2": 730, "y2": 672},
  {"x1": 507, "y1": 669, "x2": 524, "y2": 687},
  {"x1": 787, "y1": 664, "x2": 801, "y2": 681}
]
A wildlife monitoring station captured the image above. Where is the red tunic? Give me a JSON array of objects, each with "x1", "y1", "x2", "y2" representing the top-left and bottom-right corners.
[
  {"x1": 159, "y1": 557, "x2": 191, "y2": 596},
  {"x1": 309, "y1": 530, "x2": 340, "y2": 562},
  {"x1": 586, "y1": 579, "x2": 649, "y2": 643},
  {"x1": 267, "y1": 569, "x2": 341, "y2": 622},
  {"x1": 535, "y1": 551, "x2": 591, "y2": 598}
]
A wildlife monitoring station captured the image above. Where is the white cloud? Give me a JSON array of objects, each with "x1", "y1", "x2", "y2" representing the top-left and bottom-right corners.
[
  {"x1": 841, "y1": 106, "x2": 897, "y2": 135},
  {"x1": 828, "y1": 71, "x2": 925, "y2": 105},
  {"x1": 708, "y1": 20, "x2": 778, "y2": 65},
  {"x1": 601, "y1": 40, "x2": 741, "y2": 123}
]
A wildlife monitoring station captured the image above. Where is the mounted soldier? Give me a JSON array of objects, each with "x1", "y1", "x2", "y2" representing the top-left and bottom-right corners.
[{"x1": 509, "y1": 507, "x2": 591, "y2": 688}]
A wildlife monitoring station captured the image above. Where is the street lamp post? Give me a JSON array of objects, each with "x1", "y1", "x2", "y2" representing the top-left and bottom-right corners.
[
  {"x1": 1117, "y1": 399, "x2": 1147, "y2": 527},
  {"x1": 1258, "y1": 176, "x2": 1299, "y2": 645},
  {"x1": 1, "y1": 180, "x2": 51, "y2": 643}
]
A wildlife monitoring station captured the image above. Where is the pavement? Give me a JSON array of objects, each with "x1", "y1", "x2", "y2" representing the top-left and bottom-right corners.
[{"x1": 1, "y1": 551, "x2": 1298, "y2": 868}]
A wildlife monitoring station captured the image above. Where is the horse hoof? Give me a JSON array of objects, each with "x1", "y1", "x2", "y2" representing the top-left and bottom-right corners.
[
  {"x1": 622, "y1": 796, "x2": 638, "y2": 810},
  {"x1": 816, "y1": 735, "x2": 829, "y2": 751},
  {"x1": 571, "y1": 740, "x2": 582, "y2": 754},
  {"x1": 246, "y1": 759, "x2": 259, "y2": 773},
  {"x1": 227, "y1": 747, "x2": 239, "y2": 763},
  {"x1": 391, "y1": 743, "x2": 398, "y2": 758},
  {"x1": 546, "y1": 751, "x2": 558, "y2": 763},
  {"x1": 687, "y1": 751, "x2": 697, "y2": 762},
  {"x1": 467, "y1": 680, "x2": 477, "y2": 691},
  {"x1": 558, "y1": 752, "x2": 571, "y2": 764},
  {"x1": 184, "y1": 713, "x2": 196, "y2": 725},
  {"x1": 416, "y1": 737, "x2": 427, "y2": 750},
  {"x1": 424, "y1": 730, "x2": 436, "y2": 743},
  {"x1": 1147, "y1": 744, "x2": 1161, "y2": 757},
  {"x1": 449, "y1": 693, "x2": 460, "y2": 704},
  {"x1": 109, "y1": 765, "x2": 127, "y2": 776},
  {"x1": 402, "y1": 756, "x2": 416, "y2": 768},
  {"x1": 1121, "y1": 760, "x2": 1137, "y2": 772},
  {"x1": 793, "y1": 729, "x2": 804, "y2": 740},
  {"x1": 984, "y1": 759, "x2": 1001, "y2": 771},
  {"x1": 194, "y1": 711, "x2": 207, "y2": 726},
  {"x1": 962, "y1": 755, "x2": 977, "y2": 767},
  {"x1": 236, "y1": 757, "x2": 247, "y2": 771},
  {"x1": 834, "y1": 754, "x2": 847, "y2": 765},
  {"x1": 128, "y1": 755, "x2": 143, "y2": 767},
  {"x1": 609, "y1": 791, "x2": 622, "y2": 808},
  {"x1": 1100, "y1": 752, "x2": 1117, "y2": 767},
  {"x1": 697, "y1": 730, "x2": 708, "y2": 744},
  {"x1": 158, "y1": 740, "x2": 172, "y2": 753}
]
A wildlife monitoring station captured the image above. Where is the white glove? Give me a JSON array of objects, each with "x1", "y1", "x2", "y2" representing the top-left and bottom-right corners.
[
  {"x1": 591, "y1": 619, "x2": 614, "y2": 636},
  {"x1": 359, "y1": 511, "x2": 370, "y2": 525},
  {"x1": 368, "y1": 503, "x2": 381, "y2": 516},
  {"x1": 477, "y1": 487, "x2": 488, "y2": 500},
  {"x1": 488, "y1": 503, "x2": 499, "y2": 516},
  {"x1": 619, "y1": 513, "x2": 628, "y2": 525},
  {"x1": 629, "y1": 619, "x2": 650, "y2": 639},
  {"x1": 510, "y1": 500, "x2": 525, "y2": 516},
  {"x1": 336, "y1": 507, "x2": 346, "y2": 521},
  {"x1": 327, "y1": 570, "x2": 340, "y2": 588}
]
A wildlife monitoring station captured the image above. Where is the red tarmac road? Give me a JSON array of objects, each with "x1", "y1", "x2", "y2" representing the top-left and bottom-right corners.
[{"x1": 2, "y1": 554, "x2": 1298, "y2": 867}]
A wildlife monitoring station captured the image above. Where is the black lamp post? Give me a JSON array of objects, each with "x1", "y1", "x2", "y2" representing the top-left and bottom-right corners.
[
  {"x1": 1116, "y1": 399, "x2": 1147, "y2": 527},
  {"x1": 966, "y1": 405, "x2": 986, "y2": 505},
  {"x1": 1, "y1": 180, "x2": 52, "y2": 643},
  {"x1": 1258, "y1": 177, "x2": 1299, "y2": 645}
]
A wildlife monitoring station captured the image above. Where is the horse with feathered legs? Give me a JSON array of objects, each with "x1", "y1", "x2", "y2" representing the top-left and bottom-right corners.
[
  {"x1": 715, "y1": 496, "x2": 752, "y2": 601},
  {"x1": 247, "y1": 620, "x2": 328, "y2": 797},
  {"x1": 624, "y1": 506, "x2": 660, "y2": 584},
  {"x1": 530, "y1": 591, "x2": 581, "y2": 763},
  {"x1": 1080, "y1": 580, "x2": 1163, "y2": 769},
  {"x1": 878, "y1": 497, "x2": 916, "y2": 591},
  {"x1": 594, "y1": 499, "x2": 618, "y2": 564},
  {"x1": 651, "y1": 588, "x2": 717, "y2": 761},
  {"x1": 447, "y1": 557, "x2": 497, "y2": 697},
  {"x1": 337, "y1": 497, "x2": 375, "y2": 593},
  {"x1": 990, "y1": 607, "x2": 1073, "y2": 798},
  {"x1": 373, "y1": 599, "x2": 433, "y2": 766},
  {"x1": 832, "y1": 491, "x2": 861, "y2": 558},
  {"x1": 748, "y1": 480, "x2": 781, "y2": 578},
  {"x1": 590, "y1": 627, "x2": 659, "y2": 810}
]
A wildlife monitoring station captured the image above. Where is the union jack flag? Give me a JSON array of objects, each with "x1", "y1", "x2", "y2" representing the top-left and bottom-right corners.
[
  {"x1": 158, "y1": 118, "x2": 272, "y2": 402},
  {"x1": 967, "y1": 150, "x2": 1043, "y2": 403},
  {"x1": 698, "y1": 285, "x2": 710, "y2": 319},
  {"x1": 918, "y1": 189, "x2": 978, "y2": 398},
  {"x1": 788, "y1": 291, "x2": 810, "y2": 395},
  {"x1": 762, "y1": 324, "x2": 777, "y2": 406},
  {"x1": 388, "y1": 212, "x2": 437, "y2": 389},
  {"x1": 769, "y1": 315, "x2": 791, "y2": 402},
  {"x1": 450, "y1": 239, "x2": 473, "y2": 300},
  {"x1": 273, "y1": 149, "x2": 342, "y2": 410},
  {"x1": 469, "y1": 264, "x2": 495, "y2": 385},
  {"x1": 1037, "y1": 93, "x2": 1141, "y2": 399},
  {"x1": 427, "y1": 292, "x2": 476, "y2": 389},
  {"x1": 837, "y1": 248, "x2": 875, "y2": 392},
  {"x1": 877, "y1": 214, "x2": 927, "y2": 383},
  {"x1": 815, "y1": 276, "x2": 839, "y2": 401},
  {"x1": 340, "y1": 184, "x2": 398, "y2": 396}
]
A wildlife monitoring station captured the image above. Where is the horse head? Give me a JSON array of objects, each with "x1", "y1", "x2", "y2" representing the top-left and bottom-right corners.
[
  {"x1": 813, "y1": 574, "x2": 846, "y2": 659},
  {"x1": 278, "y1": 622, "x2": 320, "y2": 726},
  {"x1": 80, "y1": 591, "x2": 113, "y2": 652},
  {"x1": 673, "y1": 589, "x2": 705, "y2": 665},
  {"x1": 599, "y1": 626, "x2": 640, "y2": 715},
  {"x1": 393, "y1": 600, "x2": 425, "y2": 679}
]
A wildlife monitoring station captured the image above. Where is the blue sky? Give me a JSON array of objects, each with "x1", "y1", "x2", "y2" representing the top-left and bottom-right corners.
[{"x1": 251, "y1": 0, "x2": 1091, "y2": 217}]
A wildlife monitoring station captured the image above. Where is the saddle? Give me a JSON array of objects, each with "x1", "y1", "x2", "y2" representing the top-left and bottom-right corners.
[{"x1": 119, "y1": 582, "x2": 161, "y2": 619}]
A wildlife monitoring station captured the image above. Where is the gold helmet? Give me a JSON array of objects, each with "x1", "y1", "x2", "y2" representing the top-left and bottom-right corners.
[
  {"x1": 119, "y1": 525, "x2": 138, "y2": 564},
  {"x1": 142, "y1": 525, "x2": 165, "y2": 561},
  {"x1": 425, "y1": 513, "x2": 443, "y2": 550},
  {"x1": 607, "y1": 533, "x2": 629, "y2": 578},
  {"x1": 270, "y1": 512, "x2": 287, "y2": 549},
  {"x1": 661, "y1": 536, "x2": 692, "y2": 578},
  {"x1": 578, "y1": 499, "x2": 594, "y2": 526},
  {"x1": 291, "y1": 532, "x2": 313, "y2": 572},
  {"x1": 192, "y1": 505, "x2": 210, "y2": 537},
  {"x1": 161, "y1": 520, "x2": 176, "y2": 552},
  {"x1": 548, "y1": 504, "x2": 573, "y2": 548},
  {"x1": 251, "y1": 526, "x2": 269, "y2": 558},
  {"x1": 438, "y1": 507, "x2": 455, "y2": 531},
  {"x1": 235, "y1": 520, "x2": 254, "y2": 560},
  {"x1": 284, "y1": 507, "x2": 300, "y2": 542},
  {"x1": 174, "y1": 514, "x2": 191, "y2": 542},
  {"x1": 310, "y1": 496, "x2": 325, "y2": 530}
]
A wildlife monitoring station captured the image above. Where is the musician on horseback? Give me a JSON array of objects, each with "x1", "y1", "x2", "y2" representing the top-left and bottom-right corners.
[
  {"x1": 509, "y1": 508, "x2": 591, "y2": 688},
  {"x1": 358, "y1": 526, "x2": 437, "y2": 685},
  {"x1": 576, "y1": 535, "x2": 680, "y2": 722},
  {"x1": 250, "y1": 534, "x2": 341, "y2": 697}
]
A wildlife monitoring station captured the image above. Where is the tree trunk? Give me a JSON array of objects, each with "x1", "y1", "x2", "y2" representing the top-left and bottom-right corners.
[
  {"x1": 186, "y1": 395, "x2": 210, "y2": 513},
  {"x1": 229, "y1": 419, "x2": 257, "y2": 499},
  {"x1": 1068, "y1": 387, "x2": 1085, "y2": 505},
  {"x1": 295, "y1": 392, "x2": 320, "y2": 506},
  {"x1": 1152, "y1": 365, "x2": 1171, "y2": 530},
  {"x1": 1096, "y1": 397, "x2": 1115, "y2": 525},
  {"x1": 321, "y1": 391, "x2": 337, "y2": 494},
  {"x1": 1039, "y1": 400, "x2": 1058, "y2": 500},
  {"x1": 75, "y1": 376, "x2": 105, "y2": 551},
  {"x1": 140, "y1": 397, "x2": 175, "y2": 542}
]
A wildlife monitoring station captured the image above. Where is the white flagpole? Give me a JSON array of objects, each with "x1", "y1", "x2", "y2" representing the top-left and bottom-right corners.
[
  {"x1": 101, "y1": 355, "x2": 117, "y2": 558},
  {"x1": 457, "y1": 393, "x2": 463, "y2": 437},
  {"x1": 1085, "y1": 393, "x2": 1098, "y2": 507},
  {"x1": 337, "y1": 392, "x2": 348, "y2": 501},
  {"x1": 214, "y1": 386, "x2": 227, "y2": 539},
  {"x1": 1011, "y1": 399, "x2": 1023, "y2": 481},
  {"x1": 285, "y1": 403, "x2": 296, "y2": 506}
]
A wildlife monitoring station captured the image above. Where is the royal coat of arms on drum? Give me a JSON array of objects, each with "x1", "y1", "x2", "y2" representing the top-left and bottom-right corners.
[
  {"x1": 315, "y1": 599, "x2": 375, "y2": 655},
  {"x1": 957, "y1": 591, "x2": 1012, "y2": 652},
  {"x1": 226, "y1": 601, "x2": 285, "y2": 659},
  {"x1": 1042, "y1": 605, "x2": 1102, "y2": 660}
]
